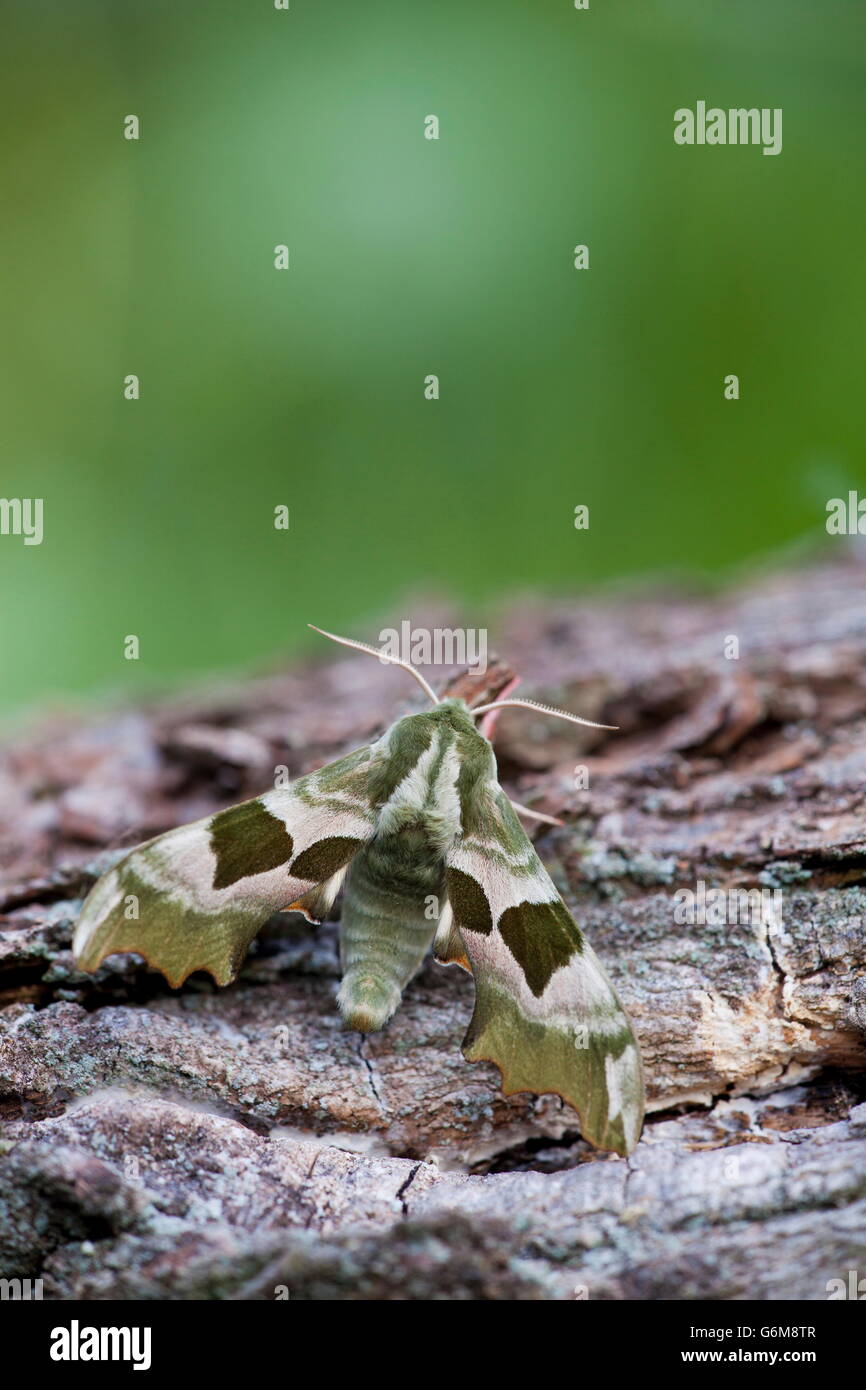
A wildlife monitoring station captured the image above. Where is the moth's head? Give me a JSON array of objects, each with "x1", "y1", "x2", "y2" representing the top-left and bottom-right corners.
[
  {"x1": 426, "y1": 696, "x2": 483, "y2": 736},
  {"x1": 395, "y1": 697, "x2": 495, "y2": 763},
  {"x1": 377, "y1": 698, "x2": 493, "y2": 764},
  {"x1": 307, "y1": 625, "x2": 617, "y2": 737}
]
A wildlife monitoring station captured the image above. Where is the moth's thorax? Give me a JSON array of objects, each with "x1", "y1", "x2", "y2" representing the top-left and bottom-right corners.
[{"x1": 368, "y1": 699, "x2": 496, "y2": 851}]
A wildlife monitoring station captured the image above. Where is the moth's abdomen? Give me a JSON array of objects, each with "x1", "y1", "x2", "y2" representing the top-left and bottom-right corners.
[{"x1": 338, "y1": 828, "x2": 443, "y2": 1033}]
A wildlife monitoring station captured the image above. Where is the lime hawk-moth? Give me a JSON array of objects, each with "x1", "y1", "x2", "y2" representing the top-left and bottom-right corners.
[{"x1": 74, "y1": 628, "x2": 645, "y2": 1155}]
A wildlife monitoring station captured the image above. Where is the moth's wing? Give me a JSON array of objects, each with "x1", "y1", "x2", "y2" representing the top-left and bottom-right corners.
[
  {"x1": 432, "y1": 900, "x2": 471, "y2": 973},
  {"x1": 73, "y1": 747, "x2": 375, "y2": 988},
  {"x1": 445, "y1": 787, "x2": 644, "y2": 1155}
]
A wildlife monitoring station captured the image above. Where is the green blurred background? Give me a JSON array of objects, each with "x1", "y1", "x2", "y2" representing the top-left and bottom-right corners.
[{"x1": 2, "y1": 0, "x2": 865, "y2": 716}]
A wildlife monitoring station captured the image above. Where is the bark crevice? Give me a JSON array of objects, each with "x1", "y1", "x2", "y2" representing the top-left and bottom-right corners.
[{"x1": 2, "y1": 556, "x2": 865, "y2": 1298}]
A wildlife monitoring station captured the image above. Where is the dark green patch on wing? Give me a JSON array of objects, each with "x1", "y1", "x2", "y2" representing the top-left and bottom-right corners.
[
  {"x1": 498, "y1": 899, "x2": 583, "y2": 996},
  {"x1": 444, "y1": 784, "x2": 645, "y2": 1155},
  {"x1": 291, "y1": 836, "x2": 364, "y2": 881},
  {"x1": 211, "y1": 799, "x2": 293, "y2": 889},
  {"x1": 75, "y1": 746, "x2": 376, "y2": 990},
  {"x1": 446, "y1": 866, "x2": 493, "y2": 935}
]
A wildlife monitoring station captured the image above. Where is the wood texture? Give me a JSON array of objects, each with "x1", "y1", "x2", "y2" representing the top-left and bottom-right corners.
[{"x1": 2, "y1": 555, "x2": 865, "y2": 1299}]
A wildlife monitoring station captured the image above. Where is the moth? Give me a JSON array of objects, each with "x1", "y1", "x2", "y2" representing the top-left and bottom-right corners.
[{"x1": 74, "y1": 627, "x2": 645, "y2": 1155}]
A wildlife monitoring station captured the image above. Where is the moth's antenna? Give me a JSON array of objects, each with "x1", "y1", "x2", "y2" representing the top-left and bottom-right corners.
[
  {"x1": 308, "y1": 625, "x2": 440, "y2": 706},
  {"x1": 470, "y1": 697, "x2": 617, "y2": 731}
]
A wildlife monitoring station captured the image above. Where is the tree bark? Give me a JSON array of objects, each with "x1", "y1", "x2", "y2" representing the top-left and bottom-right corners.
[{"x1": 1, "y1": 554, "x2": 865, "y2": 1299}]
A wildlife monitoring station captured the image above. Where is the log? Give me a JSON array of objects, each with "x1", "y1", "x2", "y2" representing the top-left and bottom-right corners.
[{"x1": 1, "y1": 555, "x2": 865, "y2": 1299}]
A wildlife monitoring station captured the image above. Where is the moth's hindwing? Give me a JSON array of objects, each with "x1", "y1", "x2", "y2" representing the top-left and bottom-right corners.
[
  {"x1": 432, "y1": 901, "x2": 471, "y2": 973},
  {"x1": 73, "y1": 747, "x2": 374, "y2": 988},
  {"x1": 446, "y1": 788, "x2": 645, "y2": 1155}
]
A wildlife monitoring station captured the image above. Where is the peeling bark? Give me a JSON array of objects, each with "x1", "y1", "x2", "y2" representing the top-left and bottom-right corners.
[{"x1": 1, "y1": 556, "x2": 866, "y2": 1298}]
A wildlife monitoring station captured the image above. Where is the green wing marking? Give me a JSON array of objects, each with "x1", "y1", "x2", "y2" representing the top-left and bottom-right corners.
[
  {"x1": 446, "y1": 787, "x2": 645, "y2": 1156},
  {"x1": 73, "y1": 748, "x2": 374, "y2": 988}
]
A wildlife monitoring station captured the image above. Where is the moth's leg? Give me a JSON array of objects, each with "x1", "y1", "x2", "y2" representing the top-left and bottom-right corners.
[
  {"x1": 509, "y1": 800, "x2": 563, "y2": 828},
  {"x1": 476, "y1": 677, "x2": 563, "y2": 828}
]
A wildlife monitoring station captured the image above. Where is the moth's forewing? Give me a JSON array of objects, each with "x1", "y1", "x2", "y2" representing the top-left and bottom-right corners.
[
  {"x1": 446, "y1": 788, "x2": 645, "y2": 1155},
  {"x1": 73, "y1": 748, "x2": 375, "y2": 987}
]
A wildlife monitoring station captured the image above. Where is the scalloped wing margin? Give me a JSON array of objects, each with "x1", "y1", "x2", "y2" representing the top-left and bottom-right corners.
[
  {"x1": 445, "y1": 788, "x2": 645, "y2": 1156},
  {"x1": 73, "y1": 747, "x2": 374, "y2": 988}
]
